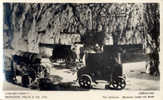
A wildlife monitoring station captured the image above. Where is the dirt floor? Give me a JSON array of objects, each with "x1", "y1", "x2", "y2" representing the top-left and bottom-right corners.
[{"x1": 3, "y1": 61, "x2": 160, "y2": 91}]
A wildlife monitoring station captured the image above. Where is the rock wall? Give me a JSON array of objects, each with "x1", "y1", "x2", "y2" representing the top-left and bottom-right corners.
[{"x1": 3, "y1": 3, "x2": 159, "y2": 55}]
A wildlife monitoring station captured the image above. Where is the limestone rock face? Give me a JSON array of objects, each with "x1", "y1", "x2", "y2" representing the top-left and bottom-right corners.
[{"x1": 3, "y1": 3, "x2": 159, "y2": 55}]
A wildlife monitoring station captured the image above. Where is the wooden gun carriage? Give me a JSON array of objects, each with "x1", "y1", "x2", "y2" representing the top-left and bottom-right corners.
[{"x1": 12, "y1": 52, "x2": 49, "y2": 87}]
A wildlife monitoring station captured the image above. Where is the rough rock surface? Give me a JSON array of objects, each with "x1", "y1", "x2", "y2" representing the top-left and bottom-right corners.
[
  {"x1": 3, "y1": 3, "x2": 159, "y2": 62},
  {"x1": 3, "y1": 3, "x2": 159, "y2": 52}
]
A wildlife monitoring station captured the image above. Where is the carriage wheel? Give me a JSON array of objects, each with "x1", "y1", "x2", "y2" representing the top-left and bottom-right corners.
[
  {"x1": 22, "y1": 75, "x2": 31, "y2": 87},
  {"x1": 111, "y1": 79, "x2": 119, "y2": 89},
  {"x1": 37, "y1": 65, "x2": 49, "y2": 78},
  {"x1": 79, "y1": 75, "x2": 92, "y2": 89},
  {"x1": 117, "y1": 78, "x2": 126, "y2": 90},
  {"x1": 105, "y1": 76, "x2": 126, "y2": 90}
]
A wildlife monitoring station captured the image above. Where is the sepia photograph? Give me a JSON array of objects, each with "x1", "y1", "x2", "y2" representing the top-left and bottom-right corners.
[{"x1": 3, "y1": 3, "x2": 160, "y2": 92}]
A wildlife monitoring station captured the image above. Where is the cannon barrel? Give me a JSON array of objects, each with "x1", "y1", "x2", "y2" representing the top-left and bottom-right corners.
[{"x1": 13, "y1": 52, "x2": 41, "y2": 65}]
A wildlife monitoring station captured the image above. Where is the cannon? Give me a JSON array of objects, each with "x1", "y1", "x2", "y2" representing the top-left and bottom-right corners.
[
  {"x1": 50, "y1": 44, "x2": 76, "y2": 64},
  {"x1": 12, "y1": 52, "x2": 49, "y2": 87},
  {"x1": 39, "y1": 43, "x2": 77, "y2": 65},
  {"x1": 77, "y1": 45, "x2": 126, "y2": 90}
]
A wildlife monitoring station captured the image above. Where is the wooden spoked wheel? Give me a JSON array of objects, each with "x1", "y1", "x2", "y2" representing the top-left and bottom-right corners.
[
  {"x1": 105, "y1": 78, "x2": 126, "y2": 90},
  {"x1": 117, "y1": 78, "x2": 126, "y2": 90},
  {"x1": 79, "y1": 75, "x2": 92, "y2": 89},
  {"x1": 22, "y1": 75, "x2": 32, "y2": 87},
  {"x1": 111, "y1": 79, "x2": 119, "y2": 89}
]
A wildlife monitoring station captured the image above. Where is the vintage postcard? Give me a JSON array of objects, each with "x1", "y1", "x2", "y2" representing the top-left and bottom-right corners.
[{"x1": 0, "y1": 0, "x2": 162, "y2": 100}]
